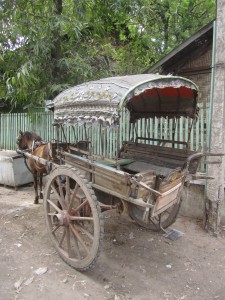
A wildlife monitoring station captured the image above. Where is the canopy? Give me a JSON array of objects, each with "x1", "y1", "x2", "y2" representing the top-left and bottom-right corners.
[{"x1": 52, "y1": 74, "x2": 199, "y2": 126}]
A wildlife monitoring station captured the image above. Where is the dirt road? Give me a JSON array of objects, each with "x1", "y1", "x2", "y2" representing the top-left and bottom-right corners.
[{"x1": 1, "y1": 184, "x2": 225, "y2": 300}]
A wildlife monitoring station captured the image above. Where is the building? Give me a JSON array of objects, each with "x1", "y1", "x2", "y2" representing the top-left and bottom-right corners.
[
  {"x1": 145, "y1": 21, "x2": 213, "y2": 111},
  {"x1": 145, "y1": 21, "x2": 220, "y2": 221}
]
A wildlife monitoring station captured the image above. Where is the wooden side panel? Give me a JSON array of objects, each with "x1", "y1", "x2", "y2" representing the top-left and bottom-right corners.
[{"x1": 93, "y1": 165, "x2": 131, "y2": 197}]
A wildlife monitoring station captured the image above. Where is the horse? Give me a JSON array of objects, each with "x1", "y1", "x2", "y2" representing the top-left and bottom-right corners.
[{"x1": 17, "y1": 130, "x2": 52, "y2": 204}]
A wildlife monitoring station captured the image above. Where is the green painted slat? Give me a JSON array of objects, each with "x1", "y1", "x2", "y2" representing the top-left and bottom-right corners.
[
  {"x1": 190, "y1": 118, "x2": 194, "y2": 151},
  {"x1": 153, "y1": 118, "x2": 156, "y2": 145},
  {"x1": 0, "y1": 109, "x2": 209, "y2": 173},
  {"x1": 180, "y1": 118, "x2": 183, "y2": 146},
  {"x1": 185, "y1": 118, "x2": 189, "y2": 148},
  {"x1": 196, "y1": 112, "x2": 200, "y2": 151}
]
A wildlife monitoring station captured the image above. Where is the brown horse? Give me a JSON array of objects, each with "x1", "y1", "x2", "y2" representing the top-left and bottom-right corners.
[{"x1": 17, "y1": 131, "x2": 52, "y2": 204}]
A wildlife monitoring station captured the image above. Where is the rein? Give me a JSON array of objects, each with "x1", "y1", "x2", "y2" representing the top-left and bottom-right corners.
[{"x1": 22, "y1": 150, "x2": 33, "y2": 174}]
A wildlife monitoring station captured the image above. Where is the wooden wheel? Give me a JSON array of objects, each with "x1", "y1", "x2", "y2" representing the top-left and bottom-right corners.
[
  {"x1": 129, "y1": 200, "x2": 181, "y2": 232},
  {"x1": 43, "y1": 167, "x2": 103, "y2": 271}
]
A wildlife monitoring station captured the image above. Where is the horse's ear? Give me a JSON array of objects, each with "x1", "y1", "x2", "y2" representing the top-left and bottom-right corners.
[{"x1": 19, "y1": 130, "x2": 23, "y2": 135}]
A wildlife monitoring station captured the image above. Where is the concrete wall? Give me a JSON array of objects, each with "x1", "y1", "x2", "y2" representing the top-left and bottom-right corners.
[
  {"x1": 180, "y1": 182, "x2": 205, "y2": 219},
  {"x1": 180, "y1": 181, "x2": 225, "y2": 224}
]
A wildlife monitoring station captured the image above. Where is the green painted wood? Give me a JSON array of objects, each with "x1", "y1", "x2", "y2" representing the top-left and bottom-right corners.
[{"x1": 0, "y1": 109, "x2": 208, "y2": 171}]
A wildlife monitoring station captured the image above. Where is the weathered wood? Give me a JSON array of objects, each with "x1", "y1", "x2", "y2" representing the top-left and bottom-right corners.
[
  {"x1": 124, "y1": 141, "x2": 194, "y2": 157},
  {"x1": 120, "y1": 142, "x2": 199, "y2": 171},
  {"x1": 123, "y1": 161, "x2": 174, "y2": 177}
]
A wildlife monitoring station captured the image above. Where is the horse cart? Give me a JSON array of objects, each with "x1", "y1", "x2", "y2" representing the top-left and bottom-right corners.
[{"x1": 17, "y1": 74, "x2": 210, "y2": 271}]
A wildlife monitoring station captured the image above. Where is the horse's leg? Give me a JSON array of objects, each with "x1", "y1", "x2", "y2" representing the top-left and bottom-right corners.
[
  {"x1": 39, "y1": 173, "x2": 44, "y2": 199},
  {"x1": 33, "y1": 171, "x2": 39, "y2": 204}
]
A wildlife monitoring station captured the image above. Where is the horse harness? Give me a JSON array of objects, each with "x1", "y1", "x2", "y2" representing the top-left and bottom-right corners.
[{"x1": 22, "y1": 139, "x2": 53, "y2": 175}]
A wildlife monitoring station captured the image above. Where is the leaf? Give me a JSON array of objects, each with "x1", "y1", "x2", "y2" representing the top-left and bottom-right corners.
[{"x1": 0, "y1": 0, "x2": 216, "y2": 110}]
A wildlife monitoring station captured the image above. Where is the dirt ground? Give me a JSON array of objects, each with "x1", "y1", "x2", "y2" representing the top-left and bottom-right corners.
[{"x1": 1, "y1": 184, "x2": 225, "y2": 300}]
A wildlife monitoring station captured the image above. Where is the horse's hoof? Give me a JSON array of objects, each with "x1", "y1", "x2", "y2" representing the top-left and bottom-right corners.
[
  {"x1": 34, "y1": 198, "x2": 39, "y2": 204},
  {"x1": 40, "y1": 193, "x2": 43, "y2": 199}
]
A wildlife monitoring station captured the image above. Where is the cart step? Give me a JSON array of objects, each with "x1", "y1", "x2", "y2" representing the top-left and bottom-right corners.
[{"x1": 163, "y1": 229, "x2": 184, "y2": 241}]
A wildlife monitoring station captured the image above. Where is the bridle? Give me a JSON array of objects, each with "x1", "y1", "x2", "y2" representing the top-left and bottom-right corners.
[{"x1": 17, "y1": 134, "x2": 48, "y2": 173}]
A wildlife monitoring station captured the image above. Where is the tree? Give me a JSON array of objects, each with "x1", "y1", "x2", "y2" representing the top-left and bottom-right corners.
[
  {"x1": 0, "y1": 0, "x2": 216, "y2": 111},
  {"x1": 0, "y1": 0, "x2": 98, "y2": 110},
  {"x1": 134, "y1": 0, "x2": 216, "y2": 55}
]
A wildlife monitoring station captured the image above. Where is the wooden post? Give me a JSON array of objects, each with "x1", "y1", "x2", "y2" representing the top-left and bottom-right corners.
[{"x1": 205, "y1": 0, "x2": 225, "y2": 235}]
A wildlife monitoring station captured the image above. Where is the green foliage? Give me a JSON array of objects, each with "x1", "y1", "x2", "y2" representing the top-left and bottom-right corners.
[{"x1": 0, "y1": 0, "x2": 216, "y2": 111}]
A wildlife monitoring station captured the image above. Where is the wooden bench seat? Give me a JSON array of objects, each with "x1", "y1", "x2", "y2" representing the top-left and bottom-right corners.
[{"x1": 120, "y1": 141, "x2": 199, "y2": 175}]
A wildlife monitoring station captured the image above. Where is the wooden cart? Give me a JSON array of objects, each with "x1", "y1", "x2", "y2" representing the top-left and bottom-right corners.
[{"x1": 19, "y1": 74, "x2": 209, "y2": 271}]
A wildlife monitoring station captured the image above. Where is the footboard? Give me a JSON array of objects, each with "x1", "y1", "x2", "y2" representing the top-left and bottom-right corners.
[{"x1": 151, "y1": 179, "x2": 184, "y2": 217}]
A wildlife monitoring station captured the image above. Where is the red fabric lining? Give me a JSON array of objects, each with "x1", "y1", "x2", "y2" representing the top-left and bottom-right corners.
[{"x1": 143, "y1": 87, "x2": 194, "y2": 98}]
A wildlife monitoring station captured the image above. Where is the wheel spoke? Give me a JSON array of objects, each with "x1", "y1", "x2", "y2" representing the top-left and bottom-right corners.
[
  {"x1": 66, "y1": 227, "x2": 72, "y2": 258},
  {"x1": 65, "y1": 176, "x2": 71, "y2": 207},
  {"x1": 59, "y1": 227, "x2": 66, "y2": 247},
  {"x1": 51, "y1": 224, "x2": 60, "y2": 234},
  {"x1": 47, "y1": 198, "x2": 62, "y2": 213},
  {"x1": 56, "y1": 176, "x2": 67, "y2": 209},
  {"x1": 72, "y1": 199, "x2": 88, "y2": 214},
  {"x1": 68, "y1": 183, "x2": 79, "y2": 212},
  {"x1": 70, "y1": 227, "x2": 81, "y2": 260},
  {"x1": 76, "y1": 224, "x2": 94, "y2": 241},
  {"x1": 50, "y1": 184, "x2": 65, "y2": 209},
  {"x1": 69, "y1": 223, "x2": 89, "y2": 255},
  {"x1": 70, "y1": 216, "x2": 94, "y2": 221}
]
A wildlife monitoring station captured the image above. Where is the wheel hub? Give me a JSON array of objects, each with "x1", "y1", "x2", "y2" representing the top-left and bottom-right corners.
[{"x1": 53, "y1": 212, "x2": 70, "y2": 226}]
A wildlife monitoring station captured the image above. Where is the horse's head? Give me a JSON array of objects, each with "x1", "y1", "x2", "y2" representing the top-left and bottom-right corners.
[
  {"x1": 17, "y1": 130, "x2": 27, "y2": 150},
  {"x1": 17, "y1": 130, "x2": 42, "y2": 150}
]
